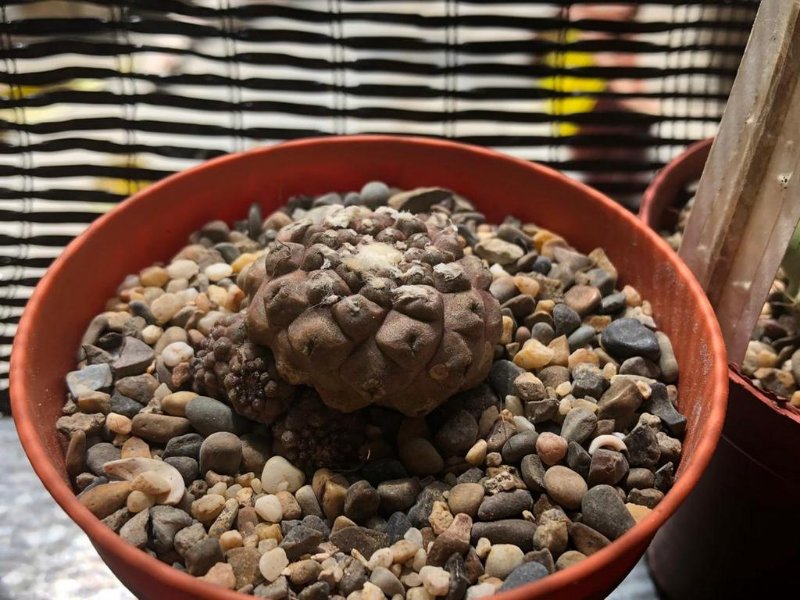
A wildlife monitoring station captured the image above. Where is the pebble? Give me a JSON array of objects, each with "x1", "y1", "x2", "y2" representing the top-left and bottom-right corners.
[
  {"x1": 163, "y1": 432, "x2": 204, "y2": 460},
  {"x1": 167, "y1": 259, "x2": 199, "y2": 280},
  {"x1": 429, "y1": 500, "x2": 455, "y2": 535},
  {"x1": 543, "y1": 466, "x2": 587, "y2": 510},
  {"x1": 86, "y1": 442, "x2": 120, "y2": 476},
  {"x1": 371, "y1": 566, "x2": 404, "y2": 597},
  {"x1": 377, "y1": 478, "x2": 421, "y2": 514},
  {"x1": 532, "y1": 511, "x2": 568, "y2": 556},
  {"x1": 131, "y1": 413, "x2": 191, "y2": 444},
  {"x1": 386, "y1": 512, "x2": 413, "y2": 543},
  {"x1": 344, "y1": 481, "x2": 382, "y2": 522},
  {"x1": 121, "y1": 437, "x2": 151, "y2": 459},
  {"x1": 161, "y1": 341, "x2": 195, "y2": 368},
  {"x1": 78, "y1": 481, "x2": 131, "y2": 519},
  {"x1": 329, "y1": 526, "x2": 389, "y2": 560},
  {"x1": 434, "y1": 410, "x2": 479, "y2": 457},
  {"x1": 66, "y1": 364, "x2": 113, "y2": 397},
  {"x1": 466, "y1": 582, "x2": 497, "y2": 599},
  {"x1": 254, "y1": 576, "x2": 289, "y2": 599},
  {"x1": 588, "y1": 449, "x2": 629, "y2": 486},
  {"x1": 623, "y1": 425, "x2": 661, "y2": 469},
  {"x1": 427, "y1": 513, "x2": 472, "y2": 566},
  {"x1": 489, "y1": 360, "x2": 526, "y2": 400},
  {"x1": 150, "y1": 505, "x2": 193, "y2": 555},
  {"x1": 340, "y1": 558, "x2": 368, "y2": 595},
  {"x1": 485, "y1": 544, "x2": 524, "y2": 579},
  {"x1": 186, "y1": 396, "x2": 239, "y2": 436},
  {"x1": 597, "y1": 378, "x2": 643, "y2": 421},
  {"x1": 499, "y1": 430, "x2": 537, "y2": 463},
  {"x1": 296, "y1": 484, "x2": 323, "y2": 517},
  {"x1": 626, "y1": 503, "x2": 653, "y2": 523},
  {"x1": 208, "y1": 497, "x2": 240, "y2": 537},
  {"x1": 78, "y1": 391, "x2": 111, "y2": 414},
  {"x1": 564, "y1": 285, "x2": 601, "y2": 317},
  {"x1": 559, "y1": 408, "x2": 597, "y2": 444},
  {"x1": 556, "y1": 550, "x2": 587, "y2": 571},
  {"x1": 470, "y1": 520, "x2": 536, "y2": 551},
  {"x1": 536, "y1": 432, "x2": 568, "y2": 466},
  {"x1": 192, "y1": 494, "x2": 226, "y2": 524},
  {"x1": 227, "y1": 547, "x2": 261, "y2": 589},
  {"x1": 279, "y1": 524, "x2": 324, "y2": 560},
  {"x1": 199, "y1": 431, "x2": 243, "y2": 476},
  {"x1": 581, "y1": 484, "x2": 635, "y2": 540},
  {"x1": 420, "y1": 566, "x2": 451, "y2": 596},
  {"x1": 200, "y1": 562, "x2": 236, "y2": 589},
  {"x1": 119, "y1": 507, "x2": 149, "y2": 548},
  {"x1": 465, "y1": 440, "x2": 488, "y2": 466},
  {"x1": 477, "y1": 489, "x2": 533, "y2": 521},
  {"x1": 112, "y1": 337, "x2": 155, "y2": 377},
  {"x1": 276, "y1": 491, "x2": 302, "y2": 520},
  {"x1": 601, "y1": 318, "x2": 660, "y2": 361},
  {"x1": 399, "y1": 438, "x2": 444, "y2": 476},
  {"x1": 643, "y1": 382, "x2": 686, "y2": 436},
  {"x1": 255, "y1": 495, "x2": 284, "y2": 523},
  {"x1": 512, "y1": 339, "x2": 554, "y2": 370},
  {"x1": 259, "y1": 547, "x2": 289, "y2": 583},
  {"x1": 161, "y1": 391, "x2": 197, "y2": 417},
  {"x1": 66, "y1": 430, "x2": 87, "y2": 477},
  {"x1": 447, "y1": 483, "x2": 485, "y2": 517},
  {"x1": 205, "y1": 262, "x2": 233, "y2": 282},
  {"x1": 475, "y1": 238, "x2": 524, "y2": 265}
]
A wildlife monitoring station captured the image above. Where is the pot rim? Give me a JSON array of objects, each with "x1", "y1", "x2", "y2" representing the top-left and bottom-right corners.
[{"x1": 11, "y1": 135, "x2": 729, "y2": 599}]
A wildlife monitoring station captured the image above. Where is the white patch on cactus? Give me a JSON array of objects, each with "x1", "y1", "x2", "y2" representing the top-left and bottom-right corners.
[
  {"x1": 433, "y1": 263, "x2": 464, "y2": 281},
  {"x1": 393, "y1": 284, "x2": 438, "y2": 304},
  {"x1": 343, "y1": 242, "x2": 404, "y2": 274}
]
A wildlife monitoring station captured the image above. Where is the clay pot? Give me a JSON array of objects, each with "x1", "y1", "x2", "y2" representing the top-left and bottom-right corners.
[
  {"x1": 640, "y1": 138, "x2": 800, "y2": 597},
  {"x1": 11, "y1": 136, "x2": 727, "y2": 600}
]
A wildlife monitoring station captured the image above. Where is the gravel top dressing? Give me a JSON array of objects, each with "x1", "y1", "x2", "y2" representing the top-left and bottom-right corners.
[
  {"x1": 60, "y1": 183, "x2": 685, "y2": 598},
  {"x1": 661, "y1": 197, "x2": 800, "y2": 409}
]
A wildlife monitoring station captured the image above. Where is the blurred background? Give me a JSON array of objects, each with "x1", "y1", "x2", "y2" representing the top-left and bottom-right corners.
[{"x1": 0, "y1": 1, "x2": 759, "y2": 597}]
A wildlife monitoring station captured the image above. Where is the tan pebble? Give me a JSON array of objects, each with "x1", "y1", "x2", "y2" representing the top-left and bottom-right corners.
[
  {"x1": 79, "y1": 481, "x2": 131, "y2": 519},
  {"x1": 402, "y1": 572, "x2": 423, "y2": 588},
  {"x1": 236, "y1": 487, "x2": 254, "y2": 506},
  {"x1": 256, "y1": 523, "x2": 282, "y2": 542},
  {"x1": 500, "y1": 316, "x2": 514, "y2": 345},
  {"x1": 141, "y1": 325, "x2": 163, "y2": 345},
  {"x1": 207, "y1": 285, "x2": 228, "y2": 306},
  {"x1": 466, "y1": 440, "x2": 487, "y2": 466},
  {"x1": 161, "y1": 391, "x2": 197, "y2": 417},
  {"x1": 584, "y1": 315, "x2": 611, "y2": 331},
  {"x1": 150, "y1": 292, "x2": 182, "y2": 324},
  {"x1": 412, "y1": 548, "x2": 427, "y2": 572},
  {"x1": 626, "y1": 503, "x2": 653, "y2": 523},
  {"x1": 602, "y1": 362, "x2": 617, "y2": 379},
  {"x1": 126, "y1": 489, "x2": 155, "y2": 513},
  {"x1": 428, "y1": 501, "x2": 454, "y2": 535},
  {"x1": 207, "y1": 481, "x2": 228, "y2": 496},
  {"x1": 791, "y1": 391, "x2": 800, "y2": 408},
  {"x1": 536, "y1": 432, "x2": 568, "y2": 466},
  {"x1": 200, "y1": 562, "x2": 236, "y2": 589},
  {"x1": 167, "y1": 259, "x2": 199, "y2": 280},
  {"x1": 259, "y1": 548, "x2": 289, "y2": 583},
  {"x1": 192, "y1": 494, "x2": 226, "y2": 524},
  {"x1": 219, "y1": 530, "x2": 243, "y2": 551},
  {"x1": 486, "y1": 452, "x2": 502, "y2": 468},
  {"x1": 407, "y1": 587, "x2": 433, "y2": 600},
  {"x1": 235, "y1": 472, "x2": 255, "y2": 487},
  {"x1": 391, "y1": 539, "x2": 419, "y2": 564},
  {"x1": 555, "y1": 381, "x2": 572, "y2": 397},
  {"x1": 139, "y1": 266, "x2": 170, "y2": 288},
  {"x1": 475, "y1": 537, "x2": 491, "y2": 559},
  {"x1": 258, "y1": 538, "x2": 278, "y2": 553},
  {"x1": 322, "y1": 477, "x2": 348, "y2": 521},
  {"x1": 205, "y1": 262, "x2": 233, "y2": 282},
  {"x1": 367, "y1": 547, "x2": 394, "y2": 570},
  {"x1": 77, "y1": 392, "x2": 111, "y2": 415},
  {"x1": 276, "y1": 491, "x2": 302, "y2": 520},
  {"x1": 225, "y1": 484, "x2": 243, "y2": 499},
  {"x1": 622, "y1": 285, "x2": 642, "y2": 307},
  {"x1": 361, "y1": 582, "x2": 384, "y2": 600},
  {"x1": 513, "y1": 275, "x2": 540, "y2": 298},
  {"x1": 547, "y1": 335, "x2": 570, "y2": 367},
  {"x1": 231, "y1": 252, "x2": 258, "y2": 273},
  {"x1": 225, "y1": 285, "x2": 246, "y2": 312},
  {"x1": 106, "y1": 413, "x2": 132, "y2": 435},
  {"x1": 131, "y1": 471, "x2": 171, "y2": 497},
  {"x1": 556, "y1": 550, "x2": 587, "y2": 571},
  {"x1": 121, "y1": 437, "x2": 151, "y2": 459},
  {"x1": 568, "y1": 349, "x2": 598, "y2": 370},
  {"x1": 420, "y1": 566, "x2": 451, "y2": 596},
  {"x1": 513, "y1": 338, "x2": 553, "y2": 370},
  {"x1": 250, "y1": 478, "x2": 263, "y2": 494},
  {"x1": 333, "y1": 515, "x2": 357, "y2": 532},
  {"x1": 485, "y1": 544, "x2": 524, "y2": 578}
]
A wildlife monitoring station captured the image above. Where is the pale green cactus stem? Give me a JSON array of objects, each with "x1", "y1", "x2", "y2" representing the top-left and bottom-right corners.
[{"x1": 782, "y1": 220, "x2": 800, "y2": 299}]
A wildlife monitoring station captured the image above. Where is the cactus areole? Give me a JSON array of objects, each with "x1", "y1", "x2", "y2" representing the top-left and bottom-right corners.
[{"x1": 244, "y1": 204, "x2": 503, "y2": 416}]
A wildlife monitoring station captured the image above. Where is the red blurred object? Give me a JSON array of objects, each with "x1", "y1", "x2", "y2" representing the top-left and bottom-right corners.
[
  {"x1": 12, "y1": 136, "x2": 727, "y2": 600},
  {"x1": 640, "y1": 138, "x2": 800, "y2": 597}
]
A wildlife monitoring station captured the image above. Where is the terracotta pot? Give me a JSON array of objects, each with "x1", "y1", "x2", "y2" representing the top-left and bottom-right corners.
[
  {"x1": 640, "y1": 139, "x2": 800, "y2": 597},
  {"x1": 11, "y1": 136, "x2": 727, "y2": 600}
]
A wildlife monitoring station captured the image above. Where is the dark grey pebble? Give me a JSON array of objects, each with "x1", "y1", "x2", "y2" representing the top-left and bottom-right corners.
[
  {"x1": 581, "y1": 485, "x2": 635, "y2": 541},
  {"x1": 163, "y1": 433, "x2": 204, "y2": 460},
  {"x1": 361, "y1": 459, "x2": 408, "y2": 487},
  {"x1": 385, "y1": 512, "x2": 413, "y2": 544},
  {"x1": 149, "y1": 505, "x2": 193, "y2": 556},
  {"x1": 344, "y1": 480, "x2": 381, "y2": 523},
  {"x1": 501, "y1": 431, "x2": 539, "y2": 463},
  {"x1": 588, "y1": 449, "x2": 629, "y2": 487},
  {"x1": 254, "y1": 576, "x2": 289, "y2": 599},
  {"x1": 215, "y1": 242, "x2": 241, "y2": 263},
  {"x1": 377, "y1": 478, "x2": 421, "y2": 515},
  {"x1": 642, "y1": 382, "x2": 687, "y2": 436},
  {"x1": 477, "y1": 489, "x2": 533, "y2": 521},
  {"x1": 599, "y1": 292, "x2": 627, "y2": 315},
  {"x1": 199, "y1": 431, "x2": 243, "y2": 476},
  {"x1": 457, "y1": 468, "x2": 485, "y2": 485},
  {"x1": 66, "y1": 364, "x2": 112, "y2": 397},
  {"x1": 620, "y1": 356, "x2": 661, "y2": 379},
  {"x1": 280, "y1": 525, "x2": 324, "y2": 560},
  {"x1": 520, "y1": 454, "x2": 546, "y2": 492},
  {"x1": 552, "y1": 304, "x2": 581, "y2": 337},
  {"x1": 445, "y1": 553, "x2": 469, "y2": 600},
  {"x1": 628, "y1": 488, "x2": 665, "y2": 509},
  {"x1": 601, "y1": 318, "x2": 661, "y2": 361},
  {"x1": 185, "y1": 537, "x2": 224, "y2": 576},
  {"x1": 435, "y1": 410, "x2": 479, "y2": 457},
  {"x1": 654, "y1": 462, "x2": 675, "y2": 493},
  {"x1": 407, "y1": 482, "x2": 450, "y2": 529},
  {"x1": 571, "y1": 364, "x2": 608, "y2": 399},
  {"x1": 470, "y1": 520, "x2": 537, "y2": 551},
  {"x1": 530, "y1": 322, "x2": 555, "y2": 345},
  {"x1": 623, "y1": 425, "x2": 661, "y2": 468},
  {"x1": 567, "y1": 441, "x2": 591, "y2": 479},
  {"x1": 329, "y1": 526, "x2": 389, "y2": 560},
  {"x1": 498, "y1": 561, "x2": 550, "y2": 591},
  {"x1": 360, "y1": 181, "x2": 390, "y2": 208},
  {"x1": 115, "y1": 374, "x2": 158, "y2": 404},
  {"x1": 488, "y1": 360, "x2": 525, "y2": 400},
  {"x1": 165, "y1": 456, "x2": 199, "y2": 486},
  {"x1": 112, "y1": 337, "x2": 155, "y2": 378},
  {"x1": 185, "y1": 396, "x2": 240, "y2": 436},
  {"x1": 86, "y1": 442, "x2": 121, "y2": 476},
  {"x1": 339, "y1": 558, "x2": 367, "y2": 595},
  {"x1": 560, "y1": 408, "x2": 597, "y2": 444},
  {"x1": 298, "y1": 581, "x2": 330, "y2": 600},
  {"x1": 567, "y1": 325, "x2": 597, "y2": 351}
]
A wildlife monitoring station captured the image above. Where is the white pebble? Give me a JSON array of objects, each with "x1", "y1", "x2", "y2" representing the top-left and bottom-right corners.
[
  {"x1": 167, "y1": 259, "x2": 199, "y2": 280},
  {"x1": 403, "y1": 527, "x2": 424, "y2": 549},
  {"x1": 420, "y1": 566, "x2": 450, "y2": 596},
  {"x1": 259, "y1": 547, "x2": 288, "y2": 582},
  {"x1": 205, "y1": 263, "x2": 234, "y2": 282},
  {"x1": 254, "y1": 494, "x2": 283, "y2": 523},
  {"x1": 161, "y1": 341, "x2": 195, "y2": 368},
  {"x1": 485, "y1": 544, "x2": 524, "y2": 578},
  {"x1": 261, "y1": 456, "x2": 305, "y2": 494},
  {"x1": 367, "y1": 548, "x2": 394, "y2": 571},
  {"x1": 141, "y1": 325, "x2": 163, "y2": 345},
  {"x1": 361, "y1": 582, "x2": 384, "y2": 600},
  {"x1": 475, "y1": 537, "x2": 492, "y2": 559},
  {"x1": 412, "y1": 548, "x2": 427, "y2": 572},
  {"x1": 258, "y1": 539, "x2": 277, "y2": 553},
  {"x1": 176, "y1": 288, "x2": 198, "y2": 304},
  {"x1": 466, "y1": 583, "x2": 497, "y2": 600},
  {"x1": 150, "y1": 293, "x2": 182, "y2": 324},
  {"x1": 401, "y1": 572, "x2": 422, "y2": 588}
]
